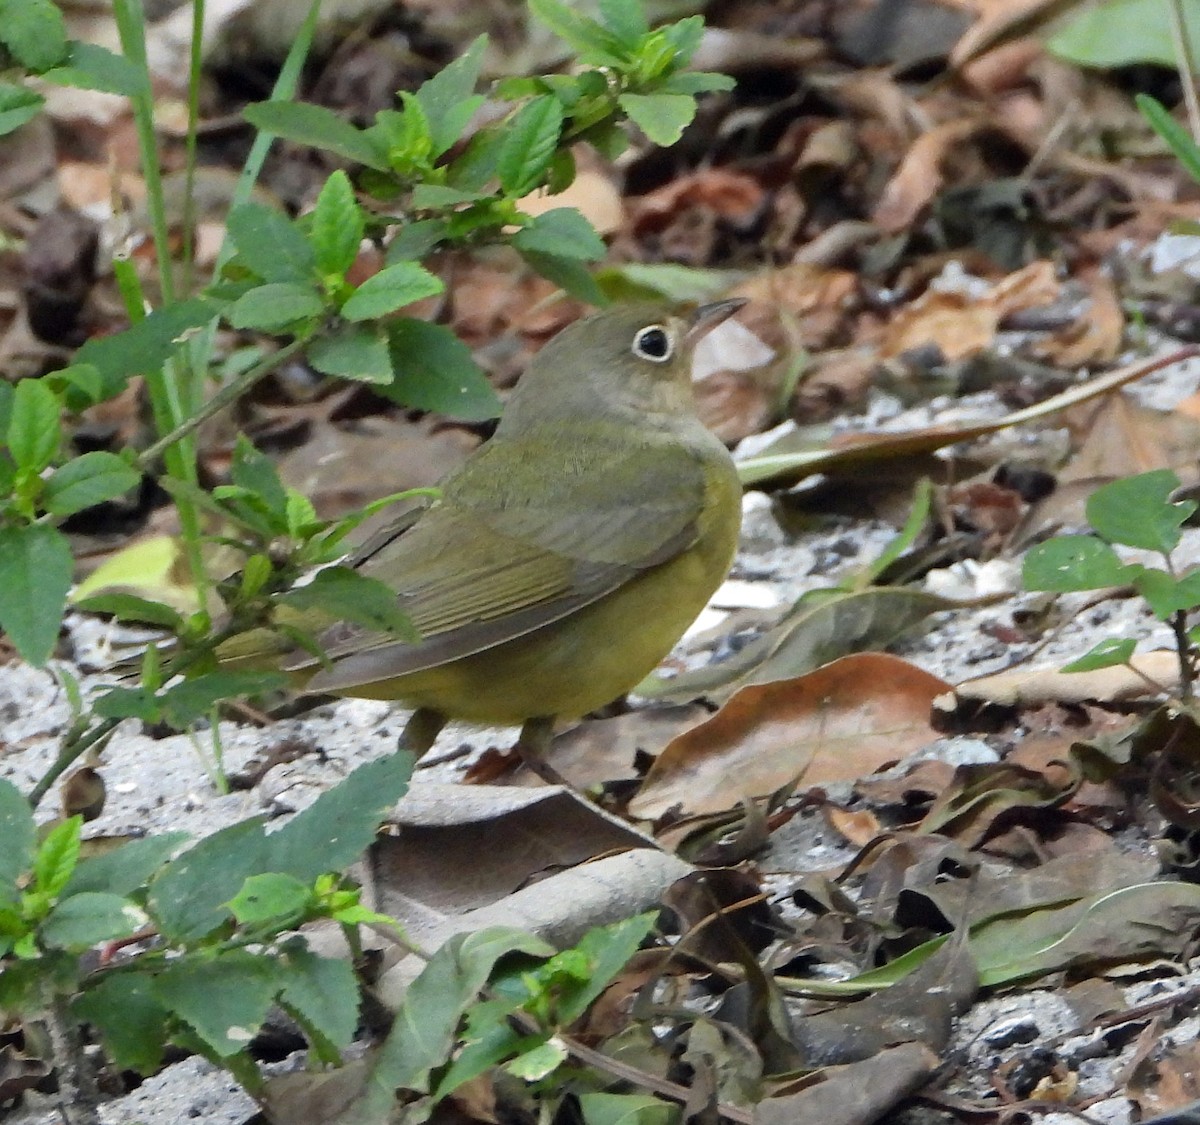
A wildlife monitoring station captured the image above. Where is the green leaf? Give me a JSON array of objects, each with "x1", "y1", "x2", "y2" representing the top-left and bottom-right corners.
[
  {"x1": 554, "y1": 913, "x2": 656, "y2": 1024},
  {"x1": 498, "y1": 96, "x2": 564, "y2": 197},
  {"x1": 278, "y1": 941, "x2": 360, "y2": 1052},
  {"x1": 43, "y1": 451, "x2": 139, "y2": 516},
  {"x1": 1138, "y1": 94, "x2": 1200, "y2": 186},
  {"x1": 341, "y1": 262, "x2": 444, "y2": 321},
  {"x1": 0, "y1": 82, "x2": 43, "y2": 136},
  {"x1": 160, "y1": 670, "x2": 289, "y2": 729},
  {"x1": 75, "y1": 298, "x2": 223, "y2": 399},
  {"x1": 411, "y1": 183, "x2": 489, "y2": 208},
  {"x1": 226, "y1": 203, "x2": 316, "y2": 284},
  {"x1": 0, "y1": 0, "x2": 67, "y2": 71},
  {"x1": 658, "y1": 71, "x2": 736, "y2": 96},
  {"x1": 153, "y1": 951, "x2": 284, "y2": 1057},
  {"x1": 310, "y1": 170, "x2": 364, "y2": 280},
  {"x1": 150, "y1": 819, "x2": 273, "y2": 942},
  {"x1": 1062, "y1": 637, "x2": 1137, "y2": 673},
  {"x1": 528, "y1": 0, "x2": 628, "y2": 65},
  {"x1": 0, "y1": 778, "x2": 35, "y2": 888},
  {"x1": 43, "y1": 41, "x2": 147, "y2": 97},
  {"x1": 386, "y1": 219, "x2": 449, "y2": 262},
  {"x1": 7, "y1": 376, "x2": 60, "y2": 472},
  {"x1": 1022, "y1": 535, "x2": 1129, "y2": 592},
  {"x1": 414, "y1": 34, "x2": 488, "y2": 157},
  {"x1": 1087, "y1": 469, "x2": 1193, "y2": 552},
  {"x1": 33, "y1": 816, "x2": 81, "y2": 901},
  {"x1": 506, "y1": 1037, "x2": 566, "y2": 1080},
  {"x1": 229, "y1": 282, "x2": 323, "y2": 330},
  {"x1": 309, "y1": 323, "x2": 395, "y2": 384},
  {"x1": 93, "y1": 685, "x2": 162, "y2": 723},
  {"x1": 513, "y1": 208, "x2": 606, "y2": 260},
  {"x1": 73, "y1": 592, "x2": 185, "y2": 629},
  {"x1": 74, "y1": 974, "x2": 169, "y2": 1074},
  {"x1": 265, "y1": 752, "x2": 414, "y2": 878},
  {"x1": 65, "y1": 833, "x2": 190, "y2": 897},
  {"x1": 243, "y1": 100, "x2": 387, "y2": 169},
  {"x1": 1048, "y1": 0, "x2": 1197, "y2": 68},
  {"x1": 383, "y1": 319, "x2": 502, "y2": 420},
  {"x1": 518, "y1": 249, "x2": 608, "y2": 305},
  {"x1": 0, "y1": 524, "x2": 72, "y2": 665},
  {"x1": 366, "y1": 928, "x2": 555, "y2": 1108},
  {"x1": 278, "y1": 566, "x2": 417, "y2": 639},
  {"x1": 230, "y1": 434, "x2": 288, "y2": 517},
  {"x1": 598, "y1": 0, "x2": 649, "y2": 47},
  {"x1": 41, "y1": 892, "x2": 148, "y2": 951},
  {"x1": 227, "y1": 872, "x2": 311, "y2": 927},
  {"x1": 617, "y1": 92, "x2": 696, "y2": 146},
  {"x1": 579, "y1": 1093, "x2": 676, "y2": 1125},
  {"x1": 1128, "y1": 565, "x2": 1200, "y2": 620},
  {"x1": 46, "y1": 362, "x2": 103, "y2": 404}
]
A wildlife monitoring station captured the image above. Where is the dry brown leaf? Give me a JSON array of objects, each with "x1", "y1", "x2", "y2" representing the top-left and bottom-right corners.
[
  {"x1": 826, "y1": 806, "x2": 882, "y2": 847},
  {"x1": 629, "y1": 653, "x2": 950, "y2": 820},
  {"x1": 872, "y1": 119, "x2": 984, "y2": 234},
  {"x1": 949, "y1": 650, "x2": 1182, "y2": 708},
  {"x1": 631, "y1": 167, "x2": 764, "y2": 230},
  {"x1": 1035, "y1": 274, "x2": 1124, "y2": 367},
  {"x1": 1058, "y1": 392, "x2": 1200, "y2": 483}
]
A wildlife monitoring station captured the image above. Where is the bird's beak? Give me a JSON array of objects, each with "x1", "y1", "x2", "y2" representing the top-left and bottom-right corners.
[{"x1": 687, "y1": 298, "x2": 748, "y2": 340}]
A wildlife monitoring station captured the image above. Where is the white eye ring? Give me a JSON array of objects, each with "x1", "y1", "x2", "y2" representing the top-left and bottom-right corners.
[{"x1": 632, "y1": 324, "x2": 673, "y2": 363}]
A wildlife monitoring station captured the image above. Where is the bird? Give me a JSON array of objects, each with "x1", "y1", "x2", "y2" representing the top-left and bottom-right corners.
[{"x1": 238, "y1": 299, "x2": 746, "y2": 780}]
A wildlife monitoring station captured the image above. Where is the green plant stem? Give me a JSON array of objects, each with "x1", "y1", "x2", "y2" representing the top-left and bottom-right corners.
[
  {"x1": 1168, "y1": 0, "x2": 1200, "y2": 142},
  {"x1": 27, "y1": 718, "x2": 120, "y2": 809},
  {"x1": 1171, "y1": 609, "x2": 1195, "y2": 701},
  {"x1": 179, "y1": 0, "x2": 207, "y2": 299},
  {"x1": 135, "y1": 335, "x2": 311, "y2": 472}
]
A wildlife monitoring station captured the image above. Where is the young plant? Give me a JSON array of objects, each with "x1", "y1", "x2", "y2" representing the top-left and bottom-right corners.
[{"x1": 1023, "y1": 469, "x2": 1200, "y2": 699}]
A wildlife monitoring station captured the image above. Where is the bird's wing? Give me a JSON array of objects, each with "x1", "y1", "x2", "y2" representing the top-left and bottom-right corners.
[{"x1": 292, "y1": 425, "x2": 709, "y2": 690}]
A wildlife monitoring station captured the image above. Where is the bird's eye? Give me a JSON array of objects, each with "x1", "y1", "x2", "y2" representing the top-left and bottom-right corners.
[{"x1": 632, "y1": 324, "x2": 673, "y2": 363}]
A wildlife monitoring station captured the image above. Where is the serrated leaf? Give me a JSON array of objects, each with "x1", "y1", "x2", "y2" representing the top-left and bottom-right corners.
[
  {"x1": 230, "y1": 434, "x2": 288, "y2": 518},
  {"x1": 383, "y1": 318, "x2": 502, "y2": 420},
  {"x1": 264, "y1": 752, "x2": 413, "y2": 877},
  {"x1": 226, "y1": 203, "x2": 315, "y2": 284},
  {"x1": 66, "y1": 833, "x2": 190, "y2": 897},
  {"x1": 598, "y1": 0, "x2": 649, "y2": 46},
  {"x1": 229, "y1": 282, "x2": 323, "y2": 330},
  {"x1": 278, "y1": 942, "x2": 360, "y2": 1051},
  {"x1": 0, "y1": 83, "x2": 43, "y2": 136},
  {"x1": 0, "y1": 524, "x2": 71, "y2": 665},
  {"x1": 160, "y1": 670, "x2": 288, "y2": 729},
  {"x1": 243, "y1": 100, "x2": 387, "y2": 170},
  {"x1": 513, "y1": 208, "x2": 606, "y2": 260},
  {"x1": 618, "y1": 92, "x2": 696, "y2": 146},
  {"x1": 34, "y1": 816, "x2": 81, "y2": 901},
  {"x1": 411, "y1": 183, "x2": 488, "y2": 208},
  {"x1": 43, "y1": 41, "x2": 147, "y2": 97},
  {"x1": 279, "y1": 567, "x2": 417, "y2": 638},
  {"x1": 153, "y1": 951, "x2": 283, "y2": 1057},
  {"x1": 555, "y1": 914, "x2": 656, "y2": 1023},
  {"x1": 386, "y1": 219, "x2": 449, "y2": 262},
  {"x1": 43, "y1": 451, "x2": 139, "y2": 516},
  {"x1": 341, "y1": 262, "x2": 444, "y2": 321},
  {"x1": 228, "y1": 872, "x2": 310, "y2": 927},
  {"x1": 366, "y1": 928, "x2": 555, "y2": 1108},
  {"x1": 498, "y1": 96, "x2": 564, "y2": 196},
  {"x1": 658, "y1": 71, "x2": 736, "y2": 96},
  {"x1": 1022, "y1": 535, "x2": 1129, "y2": 593},
  {"x1": 528, "y1": 0, "x2": 628, "y2": 64},
  {"x1": 1087, "y1": 469, "x2": 1192, "y2": 553},
  {"x1": 75, "y1": 298, "x2": 223, "y2": 399},
  {"x1": 414, "y1": 34, "x2": 488, "y2": 156},
  {"x1": 518, "y1": 249, "x2": 608, "y2": 306},
  {"x1": 309, "y1": 324, "x2": 395, "y2": 385},
  {"x1": 74, "y1": 974, "x2": 169, "y2": 1074},
  {"x1": 7, "y1": 376, "x2": 60, "y2": 472},
  {"x1": 73, "y1": 592, "x2": 185, "y2": 629},
  {"x1": 1062, "y1": 637, "x2": 1137, "y2": 673},
  {"x1": 0, "y1": 0, "x2": 67, "y2": 71},
  {"x1": 0, "y1": 778, "x2": 35, "y2": 888},
  {"x1": 310, "y1": 170, "x2": 364, "y2": 279},
  {"x1": 41, "y1": 892, "x2": 148, "y2": 951}
]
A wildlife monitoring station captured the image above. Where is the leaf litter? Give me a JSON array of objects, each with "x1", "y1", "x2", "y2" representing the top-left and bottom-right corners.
[{"x1": 16, "y1": 0, "x2": 1200, "y2": 1122}]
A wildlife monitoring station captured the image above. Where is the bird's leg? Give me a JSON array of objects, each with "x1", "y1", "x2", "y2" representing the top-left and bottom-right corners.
[
  {"x1": 515, "y1": 715, "x2": 570, "y2": 786},
  {"x1": 398, "y1": 707, "x2": 447, "y2": 757}
]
